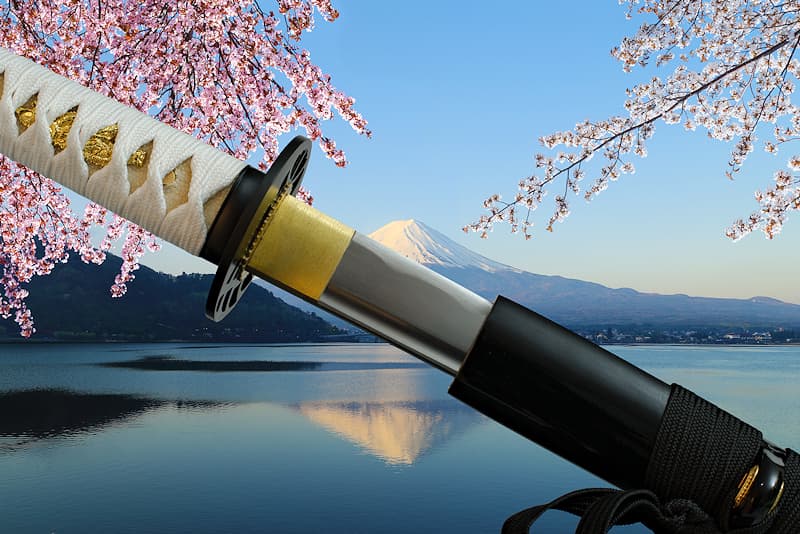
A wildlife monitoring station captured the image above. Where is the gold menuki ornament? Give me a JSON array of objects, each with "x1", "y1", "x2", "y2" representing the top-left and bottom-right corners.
[
  {"x1": 81, "y1": 123, "x2": 147, "y2": 168},
  {"x1": 46, "y1": 111, "x2": 147, "y2": 168},
  {"x1": 49, "y1": 111, "x2": 77, "y2": 152},
  {"x1": 15, "y1": 100, "x2": 36, "y2": 130},
  {"x1": 15, "y1": 102, "x2": 149, "y2": 167},
  {"x1": 127, "y1": 144, "x2": 147, "y2": 167},
  {"x1": 162, "y1": 169, "x2": 177, "y2": 188},
  {"x1": 83, "y1": 124, "x2": 119, "y2": 167}
]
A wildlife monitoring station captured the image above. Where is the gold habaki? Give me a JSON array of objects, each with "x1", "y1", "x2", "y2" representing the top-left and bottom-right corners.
[{"x1": 247, "y1": 195, "x2": 354, "y2": 300}]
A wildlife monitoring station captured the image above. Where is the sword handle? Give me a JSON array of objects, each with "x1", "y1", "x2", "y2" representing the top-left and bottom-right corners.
[{"x1": 0, "y1": 48, "x2": 246, "y2": 255}]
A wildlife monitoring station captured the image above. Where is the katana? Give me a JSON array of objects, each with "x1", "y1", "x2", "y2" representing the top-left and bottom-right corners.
[{"x1": 0, "y1": 48, "x2": 796, "y2": 533}]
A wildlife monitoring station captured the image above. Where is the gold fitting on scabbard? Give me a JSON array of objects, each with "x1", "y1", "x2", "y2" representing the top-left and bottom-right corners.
[
  {"x1": 729, "y1": 443, "x2": 788, "y2": 529},
  {"x1": 734, "y1": 465, "x2": 759, "y2": 509},
  {"x1": 246, "y1": 195, "x2": 354, "y2": 301}
]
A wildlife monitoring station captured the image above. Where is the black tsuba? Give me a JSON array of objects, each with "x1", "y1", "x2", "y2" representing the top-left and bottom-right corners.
[{"x1": 201, "y1": 136, "x2": 311, "y2": 321}]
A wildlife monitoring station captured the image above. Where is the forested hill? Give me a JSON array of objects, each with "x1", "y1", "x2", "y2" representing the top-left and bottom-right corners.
[{"x1": 2, "y1": 254, "x2": 339, "y2": 342}]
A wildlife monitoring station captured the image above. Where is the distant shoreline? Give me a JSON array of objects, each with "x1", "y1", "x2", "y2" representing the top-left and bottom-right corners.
[
  {"x1": 0, "y1": 339, "x2": 381, "y2": 346},
  {"x1": 98, "y1": 356, "x2": 428, "y2": 372},
  {"x1": 100, "y1": 357, "x2": 325, "y2": 372},
  {"x1": 0, "y1": 339, "x2": 799, "y2": 348}
]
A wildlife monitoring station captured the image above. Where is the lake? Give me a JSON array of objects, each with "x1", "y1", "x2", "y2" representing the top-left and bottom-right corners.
[{"x1": 0, "y1": 343, "x2": 798, "y2": 533}]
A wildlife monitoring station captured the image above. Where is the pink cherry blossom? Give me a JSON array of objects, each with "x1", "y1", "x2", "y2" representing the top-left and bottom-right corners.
[{"x1": 0, "y1": 0, "x2": 368, "y2": 336}]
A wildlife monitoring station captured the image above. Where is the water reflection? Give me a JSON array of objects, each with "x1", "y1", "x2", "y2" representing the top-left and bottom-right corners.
[
  {"x1": 295, "y1": 399, "x2": 482, "y2": 465},
  {"x1": 98, "y1": 355, "x2": 425, "y2": 372},
  {"x1": 101, "y1": 356, "x2": 324, "y2": 372},
  {"x1": 0, "y1": 389, "x2": 222, "y2": 453}
]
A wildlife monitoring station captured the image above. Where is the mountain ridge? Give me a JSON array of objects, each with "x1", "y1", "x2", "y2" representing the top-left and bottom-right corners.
[
  {"x1": 369, "y1": 220, "x2": 800, "y2": 329},
  {"x1": 6, "y1": 253, "x2": 340, "y2": 341}
]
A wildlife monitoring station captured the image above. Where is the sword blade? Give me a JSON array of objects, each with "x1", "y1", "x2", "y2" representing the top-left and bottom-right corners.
[{"x1": 0, "y1": 48, "x2": 491, "y2": 374}]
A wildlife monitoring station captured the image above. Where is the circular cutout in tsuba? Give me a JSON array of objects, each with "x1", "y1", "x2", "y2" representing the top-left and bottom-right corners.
[
  {"x1": 205, "y1": 136, "x2": 312, "y2": 322},
  {"x1": 210, "y1": 261, "x2": 253, "y2": 319}
]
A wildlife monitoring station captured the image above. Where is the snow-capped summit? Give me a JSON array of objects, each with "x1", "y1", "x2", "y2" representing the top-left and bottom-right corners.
[
  {"x1": 368, "y1": 219, "x2": 517, "y2": 272},
  {"x1": 366, "y1": 219, "x2": 800, "y2": 328}
]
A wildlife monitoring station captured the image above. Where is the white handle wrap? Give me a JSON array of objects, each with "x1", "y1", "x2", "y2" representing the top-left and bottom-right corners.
[{"x1": 0, "y1": 48, "x2": 247, "y2": 255}]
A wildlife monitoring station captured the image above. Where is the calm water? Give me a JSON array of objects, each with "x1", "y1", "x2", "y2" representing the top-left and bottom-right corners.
[{"x1": 0, "y1": 343, "x2": 798, "y2": 533}]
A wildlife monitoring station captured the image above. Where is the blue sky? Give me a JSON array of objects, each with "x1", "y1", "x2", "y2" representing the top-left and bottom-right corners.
[{"x1": 140, "y1": 1, "x2": 800, "y2": 304}]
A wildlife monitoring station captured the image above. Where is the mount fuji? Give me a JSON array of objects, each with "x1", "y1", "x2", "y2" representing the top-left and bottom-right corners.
[
  {"x1": 368, "y1": 220, "x2": 800, "y2": 329},
  {"x1": 368, "y1": 219, "x2": 517, "y2": 272}
]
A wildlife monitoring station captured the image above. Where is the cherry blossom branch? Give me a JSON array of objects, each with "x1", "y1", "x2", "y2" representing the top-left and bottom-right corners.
[{"x1": 468, "y1": 1, "x2": 800, "y2": 243}]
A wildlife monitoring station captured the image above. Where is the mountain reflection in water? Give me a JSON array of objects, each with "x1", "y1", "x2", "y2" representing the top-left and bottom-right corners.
[
  {"x1": 98, "y1": 356, "x2": 425, "y2": 372},
  {"x1": 0, "y1": 389, "x2": 223, "y2": 452},
  {"x1": 0, "y1": 344, "x2": 794, "y2": 533},
  {"x1": 295, "y1": 399, "x2": 483, "y2": 465}
]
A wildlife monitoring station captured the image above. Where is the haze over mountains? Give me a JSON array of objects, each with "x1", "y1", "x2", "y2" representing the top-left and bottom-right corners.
[{"x1": 368, "y1": 220, "x2": 800, "y2": 329}]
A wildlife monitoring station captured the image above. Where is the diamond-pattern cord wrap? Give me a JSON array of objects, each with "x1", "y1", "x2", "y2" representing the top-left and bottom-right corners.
[
  {"x1": 0, "y1": 48, "x2": 246, "y2": 255},
  {"x1": 502, "y1": 385, "x2": 799, "y2": 533}
]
